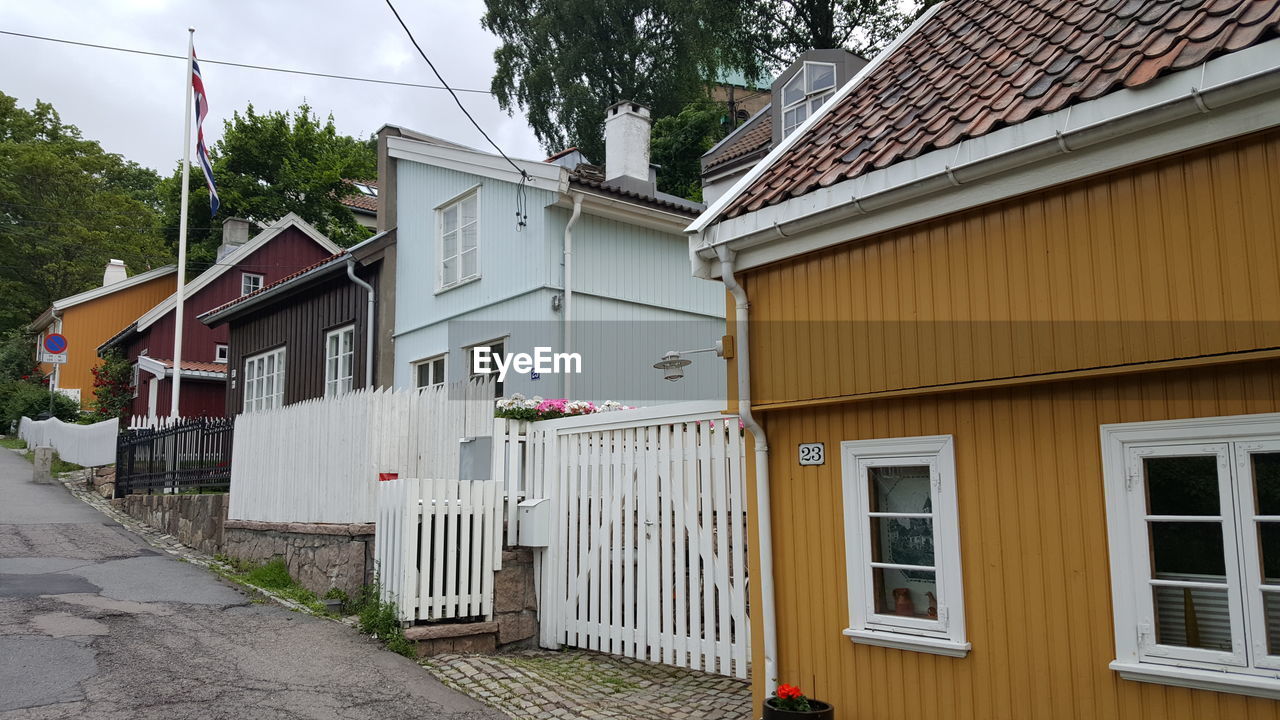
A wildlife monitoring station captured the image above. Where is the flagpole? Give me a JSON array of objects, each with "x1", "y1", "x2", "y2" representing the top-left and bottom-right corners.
[{"x1": 170, "y1": 27, "x2": 194, "y2": 418}]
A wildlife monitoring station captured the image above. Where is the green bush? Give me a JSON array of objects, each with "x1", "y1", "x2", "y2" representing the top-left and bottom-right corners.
[{"x1": 0, "y1": 381, "x2": 80, "y2": 430}]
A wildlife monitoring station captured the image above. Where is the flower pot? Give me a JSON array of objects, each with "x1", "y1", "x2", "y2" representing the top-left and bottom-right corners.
[{"x1": 762, "y1": 699, "x2": 834, "y2": 719}]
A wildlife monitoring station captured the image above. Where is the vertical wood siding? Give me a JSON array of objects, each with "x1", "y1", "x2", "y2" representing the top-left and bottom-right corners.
[
  {"x1": 225, "y1": 265, "x2": 377, "y2": 415},
  {"x1": 44, "y1": 272, "x2": 175, "y2": 407},
  {"x1": 755, "y1": 360, "x2": 1280, "y2": 720},
  {"x1": 744, "y1": 129, "x2": 1280, "y2": 406}
]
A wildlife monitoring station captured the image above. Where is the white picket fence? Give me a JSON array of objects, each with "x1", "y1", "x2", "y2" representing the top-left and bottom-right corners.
[
  {"x1": 496, "y1": 401, "x2": 750, "y2": 679},
  {"x1": 18, "y1": 415, "x2": 118, "y2": 467},
  {"x1": 229, "y1": 381, "x2": 493, "y2": 524},
  {"x1": 376, "y1": 477, "x2": 503, "y2": 622}
]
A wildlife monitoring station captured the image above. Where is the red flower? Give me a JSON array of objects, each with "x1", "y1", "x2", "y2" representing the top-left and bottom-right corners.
[{"x1": 776, "y1": 684, "x2": 803, "y2": 701}]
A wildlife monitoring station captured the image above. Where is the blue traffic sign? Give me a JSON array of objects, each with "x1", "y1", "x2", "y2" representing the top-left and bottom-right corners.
[{"x1": 43, "y1": 334, "x2": 67, "y2": 354}]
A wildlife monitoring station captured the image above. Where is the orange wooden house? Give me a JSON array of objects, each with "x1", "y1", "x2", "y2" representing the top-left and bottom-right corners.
[
  {"x1": 688, "y1": 1, "x2": 1280, "y2": 717},
  {"x1": 31, "y1": 261, "x2": 177, "y2": 409}
]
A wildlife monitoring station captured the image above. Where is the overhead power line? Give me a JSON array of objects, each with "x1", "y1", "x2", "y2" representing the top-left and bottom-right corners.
[{"x1": 0, "y1": 29, "x2": 493, "y2": 95}]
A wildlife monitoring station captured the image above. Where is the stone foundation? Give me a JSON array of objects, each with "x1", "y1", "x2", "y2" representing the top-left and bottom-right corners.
[
  {"x1": 115, "y1": 493, "x2": 227, "y2": 555},
  {"x1": 407, "y1": 546, "x2": 539, "y2": 658},
  {"x1": 91, "y1": 467, "x2": 115, "y2": 498},
  {"x1": 223, "y1": 520, "x2": 374, "y2": 598}
]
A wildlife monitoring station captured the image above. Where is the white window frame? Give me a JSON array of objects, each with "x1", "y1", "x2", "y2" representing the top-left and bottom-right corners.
[
  {"x1": 324, "y1": 325, "x2": 355, "y2": 397},
  {"x1": 781, "y1": 61, "x2": 837, "y2": 137},
  {"x1": 468, "y1": 338, "x2": 506, "y2": 397},
  {"x1": 1102, "y1": 412, "x2": 1280, "y2": 699},
  {"x1": 436, "y1": 186, "x2": 480, "y2": 292},
  {"x1": 840, "y1": 434, "x2": 970, "y2": 657},
  {"x1": 414, "y1": 353, "x2": 447, "y2": 390},
  {"x1": 214, "y1": 344, "x2": 229, "y2": 364},
  {"x1": 130, "y1": 363, "x2": 140, "y2": 399},
  {"x1": 241, "y1": 273, "x2": 264, "y2": 296},
  {"x1": 242, "y1": 346, "x2": 285, "y2": 413}
]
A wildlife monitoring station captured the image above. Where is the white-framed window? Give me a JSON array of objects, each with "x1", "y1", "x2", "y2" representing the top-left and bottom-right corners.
[
  {"x1": 214, "y1": 344, "x2": 229, "y2": 364},
  {"x1": 781, "y1": 61, "x2": 837, "y2": 137},
  {"x1": 840, "y1": 435, "x2": 970, "y2": 657},
  {"x1": 243, "y1": 347, "x2": 285, "y2": 413},
  {"x1": 469, "y1": 339, "x2": 506, "y2": 397},
  {"x1": 241, "y1": 273, "x2": 264, "y2": 296},
  {"x1": 324, "y1": 326, "x2": 355, "y2": 397},
  {"x1": 414, "y1": 354, "x2": 446, "y2": 390},
  {"x1": 1102, "y1": 412, "x2": 1280, "y2": 698},
  {"x1": 130, "y1": 363, "x2": 140, "y2": 399},
  {"x1": 437, "y1": 189, "x2": 479, "y2": 290}
]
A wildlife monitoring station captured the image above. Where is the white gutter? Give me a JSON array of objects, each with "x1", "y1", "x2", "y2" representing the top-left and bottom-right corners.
[
  {"x1": 716, "y1": 245, "x2": 777, "y2": 695},
  {"x1": 346, "y1": 259, "x2": 376, "y2": 390},
  {"x1": 563, "y1": 192, "x2": 584, "y2": 399}
]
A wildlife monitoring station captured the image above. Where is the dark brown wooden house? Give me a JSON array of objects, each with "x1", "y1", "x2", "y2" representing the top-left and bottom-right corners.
[{"x1": 198, "y1": 230, "x2": 391, "y2": 416}]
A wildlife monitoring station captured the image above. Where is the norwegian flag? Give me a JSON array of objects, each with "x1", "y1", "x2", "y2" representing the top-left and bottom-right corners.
[{"x1": 191, "y1": 50, "x2": 219, "y2": 216}]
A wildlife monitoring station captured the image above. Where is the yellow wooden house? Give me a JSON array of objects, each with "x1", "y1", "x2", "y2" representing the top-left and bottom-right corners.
[
  {"x1": 31, "y1": 261, "x2": 176, "y2": 408},
  {"x1": 688, "y1": 1, "x2": 1280, "y2": 717}
]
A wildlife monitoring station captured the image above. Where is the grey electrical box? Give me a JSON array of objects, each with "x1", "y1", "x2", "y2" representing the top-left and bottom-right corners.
[
  {"x1": 517, "y1": 498, "x2": 551, "y2": 547},
  {"x1": 458, "y1": 436, "x2": 493, "y2": 481}
]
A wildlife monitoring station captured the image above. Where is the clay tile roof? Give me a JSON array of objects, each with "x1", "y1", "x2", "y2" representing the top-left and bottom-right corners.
[
  {"x1": 703, "y1": 108, "x2": 773, "y2": 173},
  {"x1": 154, "y1": 359, "x2": 228, "y2": 375},
  {"x1": 568, "y1": 173, "x2": 704, "y2": 216},
  {"x1": 341, "y1": 180, "x2": 378, "y2": 213},
  {"x1": 545, "y1": 147, "x2": 580, "y2": 162},
  {"x1": 719, "y1": 0, "x2": 1280, "y2": 221},
  {"x1": 199, "y1": 252, "x2": 349, "y2": 320}
]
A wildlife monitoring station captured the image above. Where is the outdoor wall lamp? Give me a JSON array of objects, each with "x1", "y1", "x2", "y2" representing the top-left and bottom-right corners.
[{"x1": 653, "y1": 340, "x2": 725, "y2": 382}]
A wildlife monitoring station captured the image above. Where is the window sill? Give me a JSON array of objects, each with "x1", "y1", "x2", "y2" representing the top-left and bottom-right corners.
[
  {"x1": 435, "y1": 275, "x2": 481, "y2": 295},
  {"x1": 843, "y1": 628, "x2": 970, "y2": 657},
  {"x1": 1111, "y1": 660, "x2": 1280, "y2": 700}
]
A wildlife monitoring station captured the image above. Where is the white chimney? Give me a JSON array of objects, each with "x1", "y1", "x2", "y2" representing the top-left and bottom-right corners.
[
  {"x1": 103, "y1": 259, "x2": 127, "y2": 287},
  {"x1": 603, "y1": 101, "x2": 652, "y2": 189},
  {"x1": 217, "y1": 217, "x2": 252, "y2": 261}
]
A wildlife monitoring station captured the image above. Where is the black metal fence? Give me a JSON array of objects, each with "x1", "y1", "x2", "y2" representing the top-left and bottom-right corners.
[{"x1": 115, "y1": 417, "x2": 235, "y2": 496}]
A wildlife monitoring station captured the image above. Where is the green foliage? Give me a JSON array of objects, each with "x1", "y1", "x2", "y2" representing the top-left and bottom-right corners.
[
  {"x1": 350, "y1": 576, "x2": 416, "y2": 658},
  {"x1": 220, "y1": 557, "x2": 328, "y2": 614},
  {"x1": 741, "y1": 0, "x2": 914, "y2": 66},
  {"x1": 0, "y1": 92, "x2": 170, "y2": 333},
  {"x1": 88, "y1": 350, "x2": 134, "y2": 421},
  {"x1": 0, "y1": 435, "x2": 25, "y2": 449},
  {"x1": 0, "y1": 328, "x2": 37, "y2": 384},
  {"x1": 1, "y1": 380, "x2": 80, "y2": 430},
  {"x1": 160, "y1": 103, "x2": 375, "y2": 268},
  {"x1": 650, "y1": 100, "x2": 733, "y2": 200},
  {"x1": 482, "y1": 0, "x2": 751, "y2": 162}
]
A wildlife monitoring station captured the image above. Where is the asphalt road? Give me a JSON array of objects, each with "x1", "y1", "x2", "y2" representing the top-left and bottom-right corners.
[{"x1": 0, "y1": 447, "x2": 504, "y2": 720}]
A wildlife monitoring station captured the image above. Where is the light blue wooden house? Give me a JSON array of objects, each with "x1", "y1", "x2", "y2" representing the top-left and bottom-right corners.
[{"x1": 373, "y1": 103, "x2": 725, "y2": 406}]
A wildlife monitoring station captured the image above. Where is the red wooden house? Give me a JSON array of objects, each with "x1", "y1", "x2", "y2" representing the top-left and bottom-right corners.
[{"x1": 99, "y1": 214, "x2": 340, "y2": 419}]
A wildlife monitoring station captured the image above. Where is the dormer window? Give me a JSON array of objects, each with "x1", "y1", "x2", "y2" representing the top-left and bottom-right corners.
[{"x1": 781, "y1": 62, "x2": 837, "y2": 137}]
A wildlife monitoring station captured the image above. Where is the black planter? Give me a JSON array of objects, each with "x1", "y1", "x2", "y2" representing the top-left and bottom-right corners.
[{"x1": 762, "y1": 698, "x2": 834, "y2": 719}]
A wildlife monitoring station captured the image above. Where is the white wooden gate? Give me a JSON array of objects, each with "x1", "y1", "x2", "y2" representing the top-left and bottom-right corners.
[
  {"x1": 376, "y1": 477, "x2": 503, "y2": 622},
  {"x1": 498, "y1": 401, "x2": 750, "y2": 679}
]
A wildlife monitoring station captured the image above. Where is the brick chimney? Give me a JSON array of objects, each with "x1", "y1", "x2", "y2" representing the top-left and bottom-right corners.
[
  {"x1": 603, "y1": 101, "x2": 653, "y2": 193},
  {"x1": 217, "y1": 217, "x2": 252, "y2": 261},
  {"x1": 102, "y1": 259, "x2": 127, "y2": 287}
]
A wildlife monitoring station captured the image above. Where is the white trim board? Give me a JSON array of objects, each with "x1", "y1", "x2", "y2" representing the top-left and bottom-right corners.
[
  {"x1": 688, "y1": 36, "x2": 1280, "y2": 279},
  {"x1": 134, "y1": 213, "x2": 341, "y2": 332},
  {"x1": 387, "y1": 135, "x2": 566, "y2": 194}
]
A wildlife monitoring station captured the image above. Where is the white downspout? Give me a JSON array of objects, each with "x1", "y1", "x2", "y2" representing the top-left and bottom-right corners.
[
  {"x1": 563, "y1": 192, "x2": 584, "y2": 399},
  {"x1": 717, "y1": 245, "x2": 777, "y2": 696},
  {"x1": 347, "y1": 259, "x2": 375, "y2": 390}
]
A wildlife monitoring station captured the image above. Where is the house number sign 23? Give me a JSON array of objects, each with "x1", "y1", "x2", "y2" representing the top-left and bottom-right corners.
[{"x1": 798, "y1": 443, "x2": 825, "y2": 466}]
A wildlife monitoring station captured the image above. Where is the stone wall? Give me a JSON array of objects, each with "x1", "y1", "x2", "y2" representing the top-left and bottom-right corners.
[
  {"x1": 494, "y1": 547, "x2": 538, "y2": 647},
  {"x1": 116, "y1": 493, "x2": 227, "y2": 555},
  {"x1": 223, "y1": 520, "x2": 374, "y2": 597}
]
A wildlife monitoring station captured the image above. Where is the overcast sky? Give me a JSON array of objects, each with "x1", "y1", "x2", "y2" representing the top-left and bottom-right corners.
[{"x1": 0, "y1": 0, "x2": 545, "y2": 174}]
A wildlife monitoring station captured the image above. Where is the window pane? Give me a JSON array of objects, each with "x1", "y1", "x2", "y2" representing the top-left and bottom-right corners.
[
  {"x1": 1145, "y1": 455, "x2": 1220, "y2": 515},
  {"x1": 460, "y1": 195, "x2": 477, "y2": 225},
  {"x1": 807, "y1": 63, "x2": 835, "y2": 93},
  {"x1": 443, "y1": 205, "x2": 458, "y2": 233},
  {"x1": 342, "y1": 330, "x2": 353, "y2": 354},
  {"x1": 443, "y1": 230, "x2": 457, "y2": 259},
  {"x1": 1255, "y1": 452, "x2": 1280, "y2": 515},
  {"x1": 782, "y1": 73, "x2": 803, "y2": 105},
  {"x1": 869, "y1": 465, "x2": 932, "y2": 514},
  {"x1": 1153, "y1": 585, "x2": 1233, "y2": 651},
  {"x1": 1265, "y1": 591, "x2": 1280, "y2": 655},
  {"x1": 871, "y1": 517, "x2": 934, "y2": 567},
  {"x1": 442, "y1": 256, "x2": 457, "y2": 286},
  {"x1": 872, "y1": 568, "x2": 937, "y2": 619},
  {"x1": 432, "y1": 358, "x2": 445, "y2": 384},
  {"x1": 461, "y1": 248, "x2": 478, "y2": 279},
  {"x1": 461, "y1": 222, "x2": 477, "y2": 252},
  {"x1": 1260, "y1": 521, "x2": 1280, "y2": 584},
  {"x1": 811, "y1": 92, "x2": 832, "y2": 112},
  {"x1": 1149, "y1": 521, "x2": 1226, "y2": 578},
  {"x1": 416, "y1": 362, "x2": 430, "y2": 388}
]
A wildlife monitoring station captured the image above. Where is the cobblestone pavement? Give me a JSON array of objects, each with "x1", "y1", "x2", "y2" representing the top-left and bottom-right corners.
[{"x1": 423, "y1": 649, "x2": 752, "y2": 720}]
